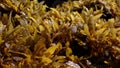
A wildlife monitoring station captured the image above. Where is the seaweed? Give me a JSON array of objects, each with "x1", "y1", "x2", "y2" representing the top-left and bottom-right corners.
[{"x1": 0, "y1": 0, "x2": 120, "y2": 68}]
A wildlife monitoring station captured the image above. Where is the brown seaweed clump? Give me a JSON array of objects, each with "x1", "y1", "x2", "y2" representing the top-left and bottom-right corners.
[{"x1": 0, "y1": 0, "x2": 120, "y2": 68}]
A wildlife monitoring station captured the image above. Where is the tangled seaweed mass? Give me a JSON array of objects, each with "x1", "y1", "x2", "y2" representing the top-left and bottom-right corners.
[{"x1": 0, "y1": 0, "x2": 120, "y2": 68}]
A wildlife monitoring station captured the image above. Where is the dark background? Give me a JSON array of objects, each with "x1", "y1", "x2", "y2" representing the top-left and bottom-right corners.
[{"x1": 38, "y1": 0, "x2": 68, "y2": 7}]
